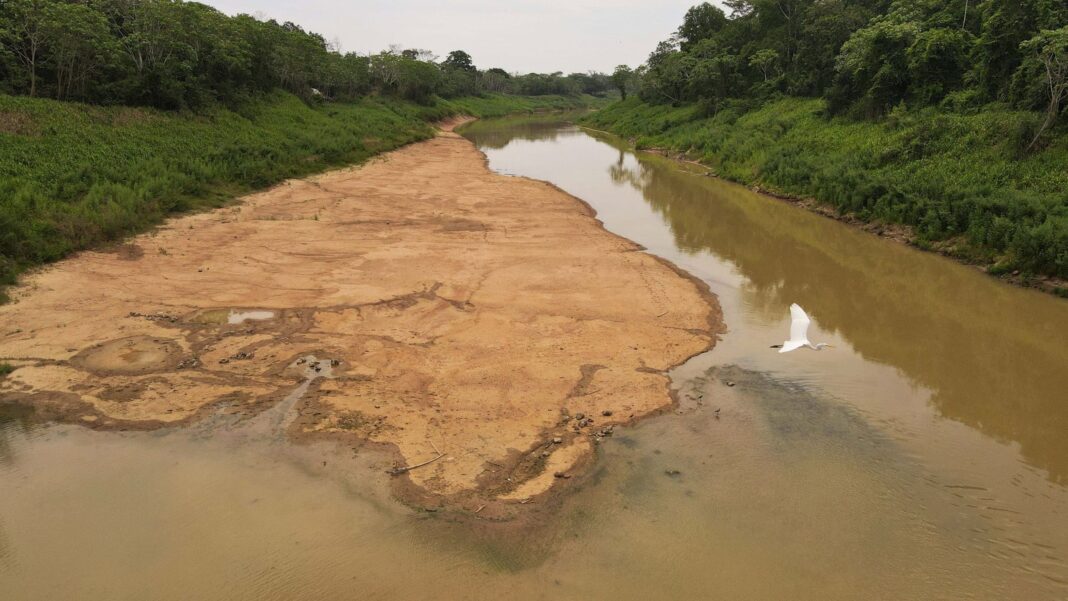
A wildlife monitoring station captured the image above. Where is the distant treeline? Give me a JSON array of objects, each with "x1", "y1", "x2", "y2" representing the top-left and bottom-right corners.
[
  {"x1": 0, "y1": 0, "x2": 614, "y2": 109},
  {"x1": 615, "y1": 1, "x2": 1067, "y2": 145}
]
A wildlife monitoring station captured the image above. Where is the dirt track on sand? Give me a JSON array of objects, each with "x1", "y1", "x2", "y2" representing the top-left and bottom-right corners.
[{"x1": 0, "y1": 120, "x2": 722, "y2": 510}]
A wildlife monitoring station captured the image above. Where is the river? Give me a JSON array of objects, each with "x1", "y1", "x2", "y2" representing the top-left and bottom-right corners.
[{"x1": 1, "y1": 114, "x2": 1067, "y2": 600}]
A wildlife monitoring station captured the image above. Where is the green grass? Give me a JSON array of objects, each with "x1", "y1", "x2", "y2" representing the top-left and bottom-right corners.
[
  {"x1": 583, "y1": 97, "x2": 1068, "y2": 279},
  {"x1": 0, "y1": 91, "x2": 596, "y2": 300},
  {"x1": 437, "y1": 93, "x2": 608, "y2": 119},
  {"x1": 0, "y1": 363, "x2": 14, "y2": 377}
]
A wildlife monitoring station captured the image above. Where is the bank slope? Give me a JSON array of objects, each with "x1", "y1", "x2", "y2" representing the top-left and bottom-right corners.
[
  {"x1": 583, "y1": 98, "x2": 1068, "y2": 293},
  {"x1": 0, "y1": 92, "x2": 598, "y2": 301}
]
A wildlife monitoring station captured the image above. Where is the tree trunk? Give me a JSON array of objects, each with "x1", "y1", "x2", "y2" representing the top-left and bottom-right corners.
[
  {"x1": 29, "y1": 37, "x2": 39, "y2": 97},
  {"x1": 1028, "y1": 95, "x2": 1062, "y2": 151},
  {"x1": 1028, "y1": 58, "x2": 1067, "y2": 151}
]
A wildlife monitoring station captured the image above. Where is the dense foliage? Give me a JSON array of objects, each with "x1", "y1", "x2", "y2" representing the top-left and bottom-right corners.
[
  {"x1": 0, "y1": 0, "x2": 613, "y2": 108},
  {"x1": 597, "y1": 1, "x2": 1068, "y2": 281},
  {"x1": 631, "y1": 1, "x2": 1067, "y2": 121}
]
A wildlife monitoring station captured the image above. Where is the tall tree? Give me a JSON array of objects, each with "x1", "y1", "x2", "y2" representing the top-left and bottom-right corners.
[
  {"x1": 43, "y1": 1, "x2": 113, "y2": 100},
  {"x1": 443, "y1": 50, "x2": 475, "y2": 72},
  {"x1": 611, "y1": 64, "x2": 632, "y2": 99},
  {"x1": 0, "y1": 0, "x2": 50, "y2": 97},
  {"x1": 1020, "y1": 26, "x2": 1068, "y2": 150},
  {"x1": 678, "y1": 3, "x2": 728, "y2": 51}
]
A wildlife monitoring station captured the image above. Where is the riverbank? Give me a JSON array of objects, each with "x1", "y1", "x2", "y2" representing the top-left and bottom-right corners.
[
  {"x1": 582, "y1": 98, "x2": 1068, "y2": 296},
  {"x1": 0, "y1": 92, "x2": 600, "y2": 302},
  {"x1": 0, "y1": 122, "x2": 721, "y2": 515}
]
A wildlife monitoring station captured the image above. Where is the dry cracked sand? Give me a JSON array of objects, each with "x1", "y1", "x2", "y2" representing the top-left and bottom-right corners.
[{"x1": 0, "y1": 121, "x2": 722, "y2": 512}]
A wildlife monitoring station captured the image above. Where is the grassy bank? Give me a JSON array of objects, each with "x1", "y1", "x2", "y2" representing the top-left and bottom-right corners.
[
  {"x1": 437, "y1": 94, "x2": 607, "y2": 119},
  {"x1": 0, "y1": 92, "x2": 595, "y2": 300},
  {"x1": 583, "y1": 98, "x2": 1068, "y2": 287}
]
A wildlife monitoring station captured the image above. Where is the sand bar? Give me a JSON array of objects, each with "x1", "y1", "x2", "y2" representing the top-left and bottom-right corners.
[{"x1": 0, "y1": 121, "x2": 721, "y2": 509}]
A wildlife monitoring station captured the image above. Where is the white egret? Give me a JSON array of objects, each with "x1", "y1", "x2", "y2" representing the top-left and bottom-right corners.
[{"x1": 772, "y1": 303, "x2": 833, "y2": 353}]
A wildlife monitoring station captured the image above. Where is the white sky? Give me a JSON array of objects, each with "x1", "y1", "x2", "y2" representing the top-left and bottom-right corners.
[{"x1": 201, "y1": 0, "x2": 722, "y2": 74}]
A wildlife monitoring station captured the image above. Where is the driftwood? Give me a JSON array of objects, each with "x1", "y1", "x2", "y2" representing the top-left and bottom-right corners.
[{"x1": 387, "y1": 440, "x2": 446, "y2": 476}]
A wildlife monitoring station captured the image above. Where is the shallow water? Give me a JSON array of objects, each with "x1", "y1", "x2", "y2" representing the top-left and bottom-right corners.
[
  {"x1": 227, "y1": 310, "x2": 276, "y2": 325},
  {"x1": 2, "y1": 115, "x2": 1068, "y2": 600}
]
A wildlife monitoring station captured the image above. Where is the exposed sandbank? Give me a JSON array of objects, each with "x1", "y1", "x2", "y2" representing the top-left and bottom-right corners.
[{"x1": 0, "y1": 120, "x2": 722, "y2": 511}]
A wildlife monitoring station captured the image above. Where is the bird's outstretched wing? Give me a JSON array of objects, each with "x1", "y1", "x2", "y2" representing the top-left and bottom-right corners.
[{"x1": 780, "y1": 303, "x2": 811, "y2": 353}]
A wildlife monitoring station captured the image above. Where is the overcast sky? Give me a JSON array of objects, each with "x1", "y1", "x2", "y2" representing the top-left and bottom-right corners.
[{"x1": 201, "y1": 0, "x2": 719, "y2": 74}]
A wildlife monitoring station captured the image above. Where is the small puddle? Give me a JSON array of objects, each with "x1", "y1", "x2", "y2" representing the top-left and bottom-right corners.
[{"x1": 227, "y1": 310, "x2": 276, "y2": 325}]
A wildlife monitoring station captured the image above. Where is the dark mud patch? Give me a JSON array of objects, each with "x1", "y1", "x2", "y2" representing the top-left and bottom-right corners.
[
  {"x1": 71, "y1": 336, "x2": 186, "y2": 375},
  {"x1": 704, "y1": 365, "x2": 895, "y2": 458},
  {"x1": 112, "y1": 244, "x2": 145, "y2": 261}
]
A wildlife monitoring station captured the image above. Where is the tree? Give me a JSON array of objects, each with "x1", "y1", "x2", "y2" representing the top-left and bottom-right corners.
[
  {"x1": 749, "y1": 48, "x2": 780, "y2": 82},
  {"x1": 443, "y1": 49, "x2": 475, "y2": 72},
  {"x1": 611, "y1": 64, "x2": 632, "y2": 99},
  {"x1": 688, "y1": 41, "x2": 742, "y2": 102},
  {"x1": 43, "y1": 1, "x2": 113, "y2": 100},
  {"x1": 833, "y1": 7, "x2": 922, "y2": 115},
  {"x1": 396, "y1": 57, "x2": 439, "y2": 103},
  {"x1": 0, "y1": 0, "x2": 50, "y2": 97},
  {"x1": 906, "y1": 27, "x2": 971, "y2": 105},
  {"x1": 791, "y1": 0, "x2": 878, "y2": 95},
  {"x1": 1019, "y1": 26, "x2": 1068, "y2": 150},
  {"x1": 400, "y1": 48, "x2": 435, "y2": 62},
  {"x1": 482, "y1": 67, "x2": 511, "y2": 93},
  {"x1": 678, "y1": 3, "x2": 728, "y2": 51}
]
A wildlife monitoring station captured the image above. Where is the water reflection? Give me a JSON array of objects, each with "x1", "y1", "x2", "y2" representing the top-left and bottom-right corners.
[
  {"x1": 459, "y1": 112, "x2": 588, "y2": 150},
  {"x1": 591, "y1": 134, "x2": 1068, "y2": 483}
]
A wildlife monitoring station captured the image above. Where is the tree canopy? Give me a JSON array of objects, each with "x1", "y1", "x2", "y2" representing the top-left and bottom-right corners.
[
  {"x1": 0, "y1": 0, "x2": 613, "y2": 108},
  {"x1": 630, "y1": 0, "x2": 1068, "y2": 129}
]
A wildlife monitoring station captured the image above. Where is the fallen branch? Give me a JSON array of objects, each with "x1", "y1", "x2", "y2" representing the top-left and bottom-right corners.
[{"x1": 387, "y1": 440, "x2": 446, "y2": 476}]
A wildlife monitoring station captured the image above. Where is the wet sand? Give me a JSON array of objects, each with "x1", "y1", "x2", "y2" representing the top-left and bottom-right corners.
[{"x1": 0, "y1": 121, "x2": 721, "y2": 511}]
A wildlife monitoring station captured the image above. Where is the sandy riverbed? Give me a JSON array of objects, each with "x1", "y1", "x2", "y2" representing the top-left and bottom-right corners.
[{"x1": 0, "y1": 120, "x2": 721, "y2": 511}]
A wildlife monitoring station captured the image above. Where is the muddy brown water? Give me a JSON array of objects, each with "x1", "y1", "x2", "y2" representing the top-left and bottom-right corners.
[{"x1": 3, "y1": 115, "x2": 1068, "y2": 600}]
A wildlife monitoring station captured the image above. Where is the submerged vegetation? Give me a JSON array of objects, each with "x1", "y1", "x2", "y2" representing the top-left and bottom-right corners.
[{"x1": 593, "y1": 0, "x2": 1068, "y2": 281}]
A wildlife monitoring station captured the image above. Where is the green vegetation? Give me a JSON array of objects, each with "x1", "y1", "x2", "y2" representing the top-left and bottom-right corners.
[
  {"x1": 586, "y1": 98, "x2": 1068, "y2": 277},
  {"x1": 438, "y1": 94, "x2": 607, "y2": 119},
  {"x1": 0, "y1": 0, "x2": 613, "y2": 108},
  {"x1": 0, "y1": 91, "x2": 595, "y2": 300},
  {"x1": 0, "y1": 0, "x2": 609, "y2": 300},
  {"x1": 0, "y1": 363, "x2": 13, "y2": 377},
  {"x1": 594, "y1": 1, "x2": 1068, "y2": 280}
]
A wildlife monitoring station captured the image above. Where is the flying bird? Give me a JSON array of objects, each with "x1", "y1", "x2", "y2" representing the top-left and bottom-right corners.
[{"x1": 772, "y1": 304, "x2": 833, "y2": 353}]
